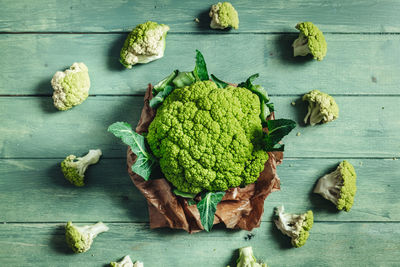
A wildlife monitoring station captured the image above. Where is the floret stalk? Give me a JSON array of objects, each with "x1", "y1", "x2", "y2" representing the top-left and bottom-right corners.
[
  {"x1": 76, "y1": 149, "x2": 102, "y2": 176},
  {"x1": 313, "y1": 167, "x2": 342, "y2": 205},
  {"x1": 81, "y1": 222, "x2": 109, "y2": 237},
  {"x1": 293, "y1": 33, "x2": 310, "y2": 57}
]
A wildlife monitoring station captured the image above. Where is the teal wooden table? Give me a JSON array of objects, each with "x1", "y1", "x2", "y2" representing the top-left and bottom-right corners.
[{"x1": 1, "y1": 1, "x2": 400, "y2": 266}]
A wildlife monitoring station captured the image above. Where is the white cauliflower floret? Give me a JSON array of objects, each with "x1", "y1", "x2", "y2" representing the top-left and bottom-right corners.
[
  {"x1": 120, "y1": 21, "x2": 170, "y2": 68},
  {"x1": 209, "y1": 2, "x2": 239, "y2": 30},
  {"x1": 51, "y1": 62, "x2": 90, "y2": 111}
]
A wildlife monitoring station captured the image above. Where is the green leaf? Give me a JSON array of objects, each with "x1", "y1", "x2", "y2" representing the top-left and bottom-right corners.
[
  {"x1": 173, "y1": 189, "x2": 197, "y2": 199},
  {"x1": 260, "y1": 101, "x2": 271, "y2": 126},
  {"x1": 210, "y1": 74, "x2": 229, "y2": 88},
  {"x1": 108, "y1": 122, "x2": 156, "y2": 181},
  {"x1": 197, "y1": 191, "x2": 225, "y2": 232},
  {"x1": 172, "y1": 71, "x2": 196, "y2": 88},
  {"x1": 149, "y1": 85, "x2": 175, "y2": 108},
  {"x1": 187, "y1": 199, "x2": 197, "y2": 206},
  {"x1": 238, "y1": 73, "x2": 269, "y2": 103},
  {"x1": 264, "y1": 119, "x2": 296, "y2": 151},
  {"x1": 152, "y1": 70, "x2": 178, "y2": 95},
  {"x1": 193, "y1": 50, "x2": 209, "y2": 81}
]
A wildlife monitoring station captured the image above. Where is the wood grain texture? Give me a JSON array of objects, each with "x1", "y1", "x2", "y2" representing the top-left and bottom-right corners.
[
  {"x1": 1, "y1": 34, "x2": 400, "y2": 95},
  {"x1": 0, "y1": 222, "x2": 399, "y2": 267},
  {"x1": 0, "y1": 96, "x2": 399, "y2": 158},
  {"x1": 0, "y1": 158, "x2": 398, "y2": 223},
  {"x1": 1, "y1": 0, "x2": 400, "y2": 33}
]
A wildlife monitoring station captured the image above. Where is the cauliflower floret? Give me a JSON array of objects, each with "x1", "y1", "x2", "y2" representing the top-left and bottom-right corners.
[
  {"x1": 120, "y1": 21, "x2": 170, "y2": 68},
  {"x1": 209, "y1": 2, "x2": 239, "y2": 30},
  {"x1": 65, "y1": 221, "x2": 109, "y2": 253},
  {"x1": 314, "y1": 160, "x2": 357, "y2": 211},
  {"x1": 302, "y1": 90, "x2": 339, "y2": 126},
  {"x1": 110, "y1": 255, "x2": 144, "y2": 267},
  {"x1": 274, "y1": 206, "x2": 314, "y2": 248},
  {"x1": 61, "y1": 149, "x2": 102, "y2": 186},
  {"x1": 236, "y1": 246, "x2": 268, "y2": 267},
  {"x1": 51, "y1": 62, "x2": 90, "y2": 111},
  {"x1": 292, "y1": 22, "x2": 327, "y2": 61}
]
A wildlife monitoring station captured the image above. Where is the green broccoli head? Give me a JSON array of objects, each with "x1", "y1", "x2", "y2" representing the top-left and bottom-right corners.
[
  {"x1": 61, "y1": 149, "x2": 102, "y2": 186},
  {"x1": 292, "y1": 22, "x2": 327, "y2": 61},
  {"x1": 65, "y1": 221, "x2": 109, "y2": 253},
  {"x1": 274, "y1": 206, "x2": 314, "y2": 248},
  {"x1": 110, "y1": 255, "x2": 143, "y2": 267},
  {"x1": 51, "y1": 62, "x2": 90, "y2": 111},
  {"x1": 236, "y1": 246, "x2": 268, "y2": 267},
  {"x1": 209, "y1": 2, "x2": 239, "y2": 30},
  {"x1": 120, "y1": 21, "x2": 170, "y2": 69},
  {"x1": 302, "y1": 90, "x2": 339, "y2": 126},
  {"x1": 147, "y1": 80, "x2": 269, "y2": 194},
  {"x1": 314, "y1": 160, "x2": 357, "y2": 211}
]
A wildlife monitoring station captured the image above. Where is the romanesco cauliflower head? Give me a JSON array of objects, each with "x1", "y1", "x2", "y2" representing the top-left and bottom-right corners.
[
  {"x1": 120, "y1": 21, "x2": 170, "y2": 68},
  {"x1": 236, "y1": 246, "x2": 268, "y2": 267},
  {"x1": 302, "y1": 90, "x2": 339, "y2": 126},
  {"x1": 147, "y1": 80, "x2": 269, "y2": 194},
  {"x1": 292, "y1": 22, "x2": 327, "y2": 61},
  {"x1": 61, "y1": 149, "x2": 102, "y2": 186},
  {"x1": 110, "y1": 255, "x2": 143, "y2": 267},
  {"x1": 314, "y1": 160, "x2": 357, "y2": 211},
  {"x1": 51, "y1": 62, "x2": 90, "y2": 111},
  {"x1": 65, "y1": 221, "x2": 109, "y2": 253},
  {"x1": 209, "y1": 2, "x2": 239, "y2": 30},
  {"x1": 274, "y1": 206, "x2": 313, "y2": 248}
]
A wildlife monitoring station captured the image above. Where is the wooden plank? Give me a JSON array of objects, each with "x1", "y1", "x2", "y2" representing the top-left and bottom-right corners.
[
  {"x1": 0, "y1": 222, "x2": 399, "y2": 266},
  {"x1": 1, "y1": 34, "x2": 400, "y2": 95},
  {"x1": 1, "y1": 0, "x2": 400, "y2": 33},
  {"x1": 0, "y1": 96, "x2": 399, "y2": 158},
  {"x1": 1, "y1": 158, "x2": 398, "y2": 222}
]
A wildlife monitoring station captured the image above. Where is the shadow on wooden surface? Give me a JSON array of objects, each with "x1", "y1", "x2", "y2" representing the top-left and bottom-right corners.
[
  {"x1": 107, "y1": 33, "x2": 127, "y2": 72},
  {"x1": 49, "y1": 225, "x2": 74, "y2": 255},
  {"x1": 35, "y1": 79, "x2": 57, "y2": 113},
  {"x1": 274, "y1": 34, "x2": 313, "y2": 65}
]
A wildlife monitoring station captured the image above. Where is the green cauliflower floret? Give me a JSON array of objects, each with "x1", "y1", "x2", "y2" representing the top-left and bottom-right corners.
[
  {"x1": 65, "y1": 221, "x2": 109, "y2": 253},
  {"x1": 209, "y1": 2, "x2": 239, "y2": 30},
  {"x1": 110, "y1": 255, "x2": 144, "y2": 267},
  {"x1": 120, "y1": 21, "x2": 170, "y2": 68},
  {"x1": 51, "y1": 62, "x2": 90, "y2": 111},
  {"x1": 292, "y1": 22, "x2": 327, "y2": 61},
  {"x1": 236, "y1": 246, "x2": 268, "y2": 267},
  {"x1": 314, "y1": 160, "x2": 357, "y2": 211},
  {"x1": 302, "y1": 90, "x2": 339, "y2": 126},
  {"x1": 61, "y1": 149, "x2": 102, "y2": 186},
  {"x1": 147, "y1": 80, "x2": 269, "y2": 194},
  {"x1": 274, "y1": 206, "x2": 314, "y2": 248}
]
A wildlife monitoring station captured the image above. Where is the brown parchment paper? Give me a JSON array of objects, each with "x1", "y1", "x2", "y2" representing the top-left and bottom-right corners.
[{"x1": 127, "y1": 84, "x2": 283, "y2": 233}]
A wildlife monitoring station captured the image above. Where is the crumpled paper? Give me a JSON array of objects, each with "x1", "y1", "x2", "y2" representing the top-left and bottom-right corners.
[{"x1": 127, "y1": 84, "x2": 283, "y2": 233}]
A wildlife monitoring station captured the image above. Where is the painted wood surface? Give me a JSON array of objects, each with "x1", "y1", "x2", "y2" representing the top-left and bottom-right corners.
[
  {"x1": 1, "y1": 34, "x2": 399, "y2": 95},
  {"x1": 1, "y1": 0, "x2": 400, "y2": 33},
  {"x1": 1, "y1": 0, "x2": 400, "y2": 266},
  {"x1": 0, "y1": 158, "x2": 398, "y2": 223},
  {"x1": 0, "y1": 222, "x2": 399, "y2": 267},
  {"x1": 0, "y1": 96, "x2": 399, "y2": 158}
]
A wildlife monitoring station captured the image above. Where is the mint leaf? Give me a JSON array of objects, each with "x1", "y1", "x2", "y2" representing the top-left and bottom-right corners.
[
  {"x1": 210, "y1": 74, "x2": 229, "y2": 88},
  {"x1": 108, "y1": 122, "x2": 156, "y2": 180},
  {"x1": 197, "y1": 191, "x2": 225, "y2": 232},
  {"x1": 264, "y1": 119, "x2": 296, "y2": 151},
  {"x1": 193, "y1": 50, "x2": 209, "y2": 81}
]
